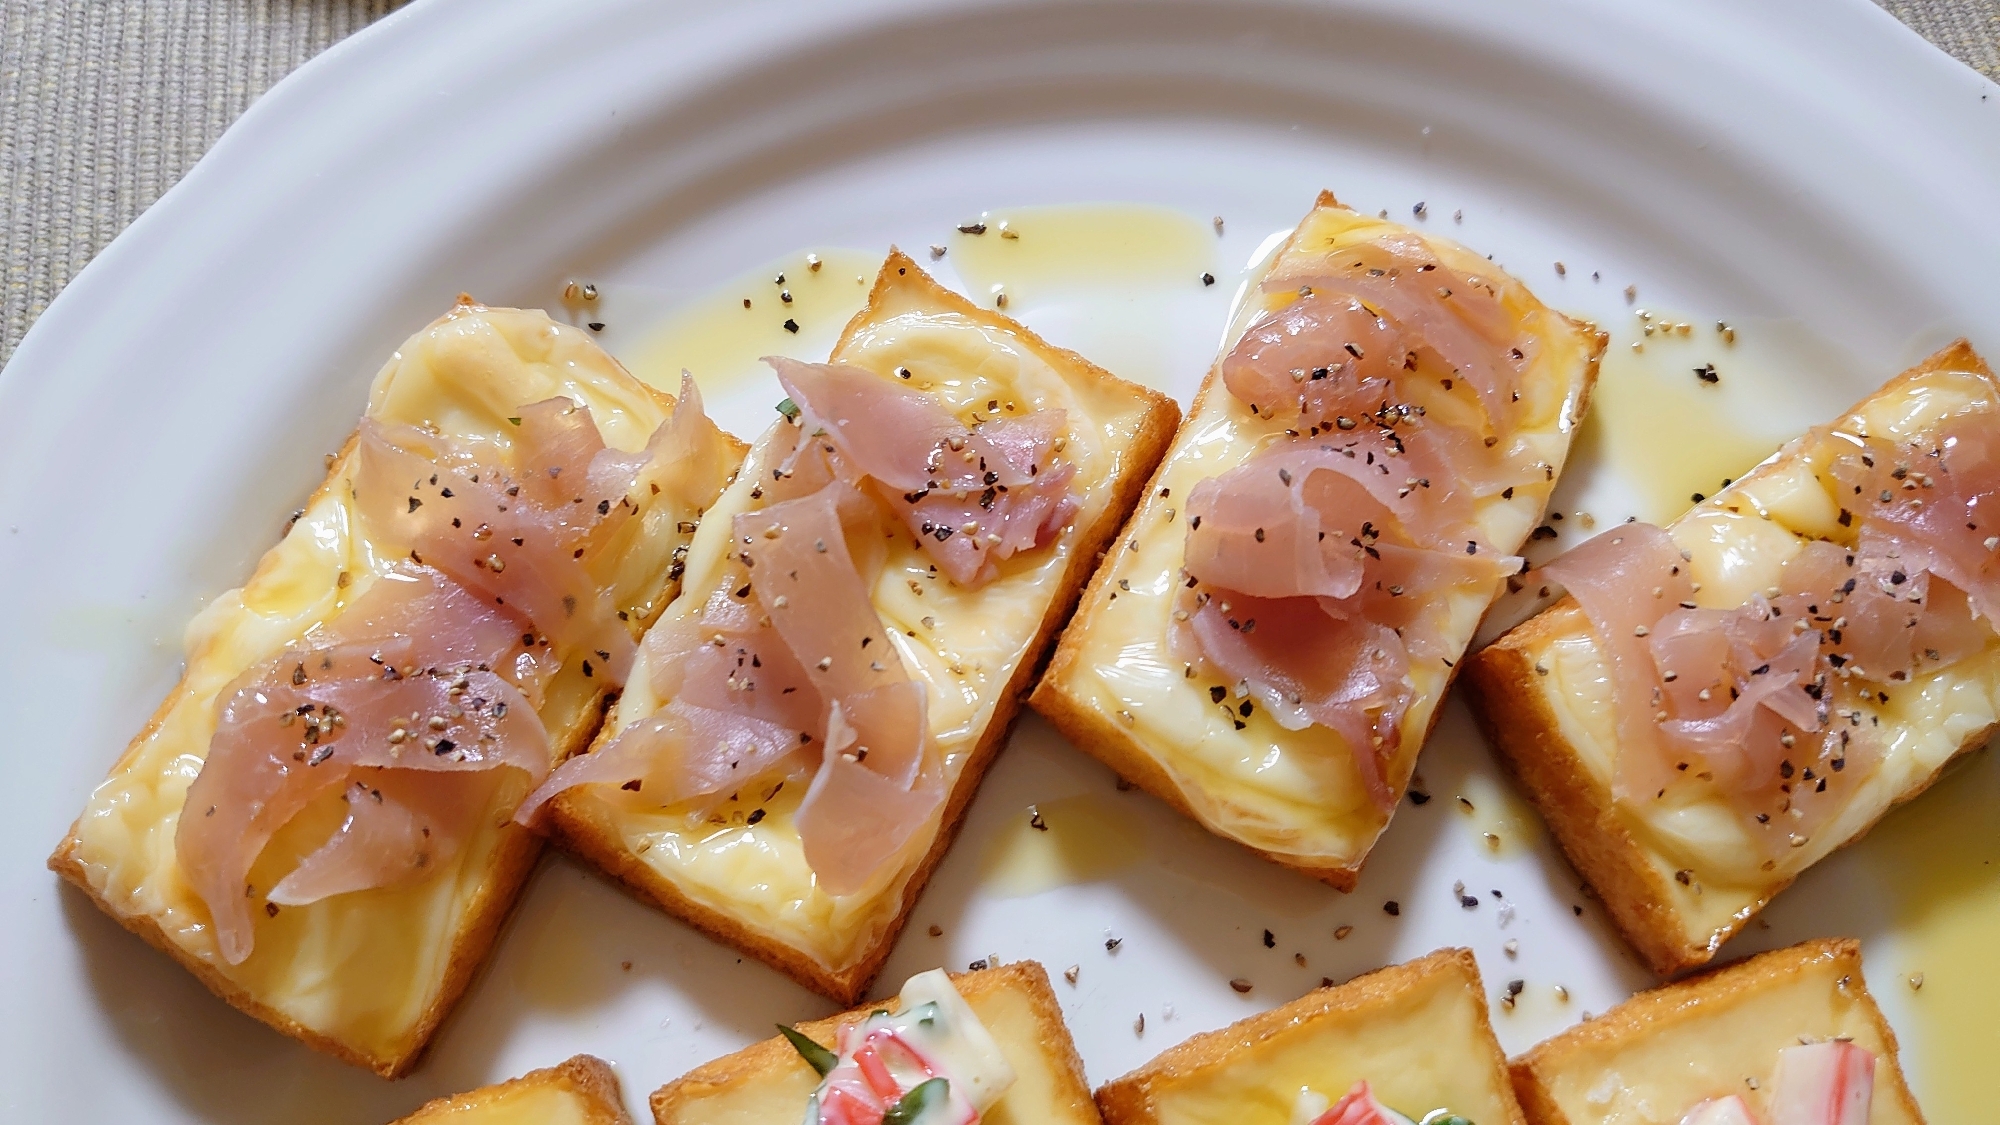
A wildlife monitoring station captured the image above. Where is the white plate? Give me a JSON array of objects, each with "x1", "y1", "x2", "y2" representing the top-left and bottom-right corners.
[{"x1": 5, "y1": 0, "x2": 1998, "y2": 1120}]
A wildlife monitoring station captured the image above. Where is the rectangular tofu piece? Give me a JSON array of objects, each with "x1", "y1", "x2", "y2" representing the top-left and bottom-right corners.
[
  {"x1": 1510, "y1": 939, "x2": 1923, "y2": 1125},
  {"x1": 50, "y1": 302, "x2": 741, "y2": 1075},
  {"x1": 1096, "y1": 948, "x2": 1525, "y2": 1125},
  {"x1": 394, "y1": 1055, "x2": 632, "y2": 1124},
  {"x1": 651, "y1": 961, "x2": 1101, "y2": 1125},
  {"x1": 1032, "y1": 192, "x2": 1604, "y2": 886},
  {"x1": 1465, "y1": 341, "x2": 1999, "y2": 974},
  {"x1": 543, "y1": 252, "x2": 1180, "y2": 1002}
]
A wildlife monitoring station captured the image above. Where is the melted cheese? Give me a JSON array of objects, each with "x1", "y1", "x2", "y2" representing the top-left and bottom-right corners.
[
  {"x1": 1531, "y1": 949, "x2": 1918, "y2": 1125},
  {"x1": 566, "y1": 269, "x2": 1160, "y2": 972},
  {"x1": 1138, "y1": 962, "x2": 1516, "y2": 1125},
  {"x1": 660, "y1": 970, "x2": 1095, "y2": 1125},
  {"x1": 1053, "y1": 203, "x2": 1597, "y2": 870},
  {"x1": 399, "y1": 1082, "x2": 600, "y2": 1125},
  {"x1": 65, "y1": 305, "x2": 714, "y2": 1064},
  {"x1": 1527, "y1": 366, "x2": 2000, "y2": 950}
]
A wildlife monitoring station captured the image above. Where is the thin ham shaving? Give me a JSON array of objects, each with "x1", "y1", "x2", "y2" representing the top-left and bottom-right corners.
[
  {"x1": 1179, "y1": 435, "x2": 1511, "y2": 587},
  {"x1": 1223, "y1": 288, "x2": 1540, "y2": 501},
  {"x1": 795, "y1": 682, "x2": 943, "y2": 895},
  {"x1": 355, "y1": 372, "x2": 731, "y2": 684},
  {"x1": 178, "y1": 567, "x2": 549, "y2": 963},
  {"x1": 1268, "y1": 233, "x2": 1534, "y2": 431},
  {"x1": 770, "y1": 357, "x2": 1078, "y2": 587},
  {"x1": 1180, "y1": 593, "x2": 1409, "y2": 809},
  {"x1": 525, "y1": 365, "x2": 1080, "y2": 892},
  {"x1": 747, "y1": 481, "x2": 913, "y2": 699},
  {"x1": 513, "y1": 598, "x2": 822, "y2": 822},
  {"x1": 1541, "y1": 453, "x2": 2000, "y2": 854},
  {"x1": 1540, "y1": 524, "x2": 1693, "y2": 804},
  {"x1": 1176, "y1": 441, "x2": 1515, "y2": 810},
  {"x1": 734, "y1": 474, "x2": 945, "y2": 894},
  {"x1": 517, "y1": 702, "x2": 811, "y2": 825},
  {"x1": 1222, "y1": 292, "x2": 1405, "y2": 421},
  {"x1": 1545, "y1": 525, "x2": 1869, "y2": 849},
  {"x1": 1176, "y1": 229, "x2": 1539, "y2": 812},
  {"x1": 267, "y1": 768, "x2": 501, "y2": 906},
  {"x1": 180, "y1": 376, "x2": 725, "y2": 963},
  {"x1": 355, "y1": 402, "x2": 639, "y2": 682},
  {"x1": 1830, "y1": 423, "x2": 2000, "y2": 623}
]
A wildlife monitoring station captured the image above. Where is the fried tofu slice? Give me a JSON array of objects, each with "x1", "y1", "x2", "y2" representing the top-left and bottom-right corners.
[{"x1": 1097, "y1": 948, "x2": 1525, "y2": 1125}]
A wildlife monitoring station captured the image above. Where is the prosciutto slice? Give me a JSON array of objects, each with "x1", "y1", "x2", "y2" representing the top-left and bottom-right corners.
[
  {"x1": 735, "y1": 471, "x2": 948, "y2": 893},
  {"x1": 1270, "y1": 233, "x2": 1533, "y2": 431},
  {"x1": 181, "y1": 377, "x2": 726, "y2": 963},
  {"x1": 524, "y1": 387, "x2": 1040, "y2": 894},
  {"x1": 179, "y1": 567, "x2": 549, "y2": 963},
  {"x1": 1222, "y1": 291, "x2": 1406, "y2": 422},
  {"x1": 1182, "y1": 593, "x2": 1411, "y2": 808},
  {"x1": 1176, "y1": 439, "x2": 1515, "y2": 810},
  {"x1": 517, "y1": 470, "x2": 932, "y2": 839},
  {"x1": 1541, "y1": 524, "x2": 1697, "y2": 802},
  {"x1": 356, "y1": 404, "x2": 636, "y2": 682},
  {"x1": 771, "y1": 357, "x2": 1078, "y2": 587},
  {"x1": 515, "y1": 590, "x2": 822, "y2": 822},
  {"x1": 1541, "y1": 441, "x2": 2000, "y2": 854},
  {"x1": 1830, "y1": 425, "x2": 2000, "y2": 624},
  {"x1": 1187, "y1": 433, "x2": 1483, "y2": 570},
  {"x1": 795, "y1": 682, "x2": 943, "y2": 894},
  {"x1": 1175, "y1": 231, "x2": 1541, "y2": 809},
  {"x1": 1546, "y1": 525, "x2": 1864, "y2": 848},
  {"x1": 267, "y1": 768, "x2": 501, "y2": 906},
  {"x1": 1228, "y1": 291, "x2": 1541, "y2": 503}
]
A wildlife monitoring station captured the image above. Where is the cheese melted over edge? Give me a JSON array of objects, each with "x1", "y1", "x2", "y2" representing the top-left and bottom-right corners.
[{"x1": 1056, "y1": 205, "x2": 1595, "y2": 868}]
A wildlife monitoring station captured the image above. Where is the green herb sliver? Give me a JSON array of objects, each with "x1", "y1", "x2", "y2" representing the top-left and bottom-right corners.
[
  {"x1": 882, "y1": 1078, "x2": 950, "y2": 1125},
  {"x1": 776, "y1": 1023, "x2": 837, "y2": 1077}
]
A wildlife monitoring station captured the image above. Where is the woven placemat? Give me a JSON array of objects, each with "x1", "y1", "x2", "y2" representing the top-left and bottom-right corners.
[{"x1": 2, "y1": 0, "x2": 1995, "y2": 367}]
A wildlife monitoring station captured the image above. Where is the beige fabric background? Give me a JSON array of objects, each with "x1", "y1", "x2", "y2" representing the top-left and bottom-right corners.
[{"x1": 2, "y1": 0, "x2": 1995, "y2": 368}]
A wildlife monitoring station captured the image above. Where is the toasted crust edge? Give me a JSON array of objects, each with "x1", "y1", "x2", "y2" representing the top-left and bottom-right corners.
[
  {"x1": 50, "y1": 760, "x2": 552, "y2": 1078},
  {"x1": 1030, "y1": 191, "x2": 1606, "y2": 889},
  {"x1": 649, "y1": 960, "x2": 1098, "y2": 1124},
  {"x1": 45, "y1": 307, "x2": 711, "y2": 1077},
  {"x1": 1507, "y1": 938, "x2": 1926, "y2": 1125},
  {"x1": 1094, "y1": 947, "x2": 1525, "y2": 1125},
  {"x1": 545, "y1": 250, "x2": 1181, "y2": 1003},
  {"x1": 1465, "y1": 338, "x2": 1996, "y2": 976},
  {"x1": 395, "y1": 1053, "x2": 632, "y2": 1123}
]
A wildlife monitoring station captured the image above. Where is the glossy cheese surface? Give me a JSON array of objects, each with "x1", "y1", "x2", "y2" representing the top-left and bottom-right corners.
[
  {"x1": 1531, "y1": 948, "x2": 1917, "y2": 1125},
  {"x1": 1525, "y1": 365, "x2": 2000, "y2": 948},
  {"x1": 400, "y1": 1082, "x2": 598, "y2": 1125},
  {"x1": 659, "y1": 972, "x2": 1095, "y2": 1125},
  {"x1": 1140, "y1": 963, "x2": 1516, "y2": 1125},
  {"x1": 1057, "y1": 204, "x2": 1597, "y2": 869},
  {"x1": 66, "y1": 305, "x2": 702, "y2": 1060},
  {"x1": 571, "y1": 272, "x2": 1158, "y2": 972}
]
